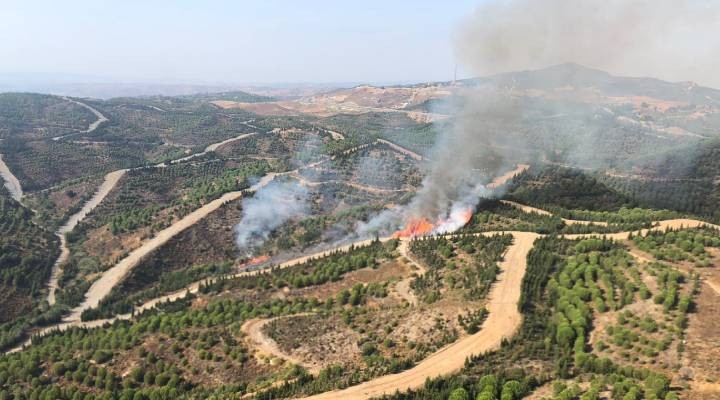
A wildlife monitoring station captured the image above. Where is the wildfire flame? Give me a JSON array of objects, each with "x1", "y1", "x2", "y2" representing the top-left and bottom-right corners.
[
  {"x1": 240, "y1": 255, "x2": 270, "y2": 267},
  {"x1": 456, "y1": 209, "x2": 473, "y2": 225},
  {"x1": 393, "y1": 208, "x2": 473, "y2": 238},
  {"x1": 393, "y1": 218, "x2": 434, "y2": 238}
]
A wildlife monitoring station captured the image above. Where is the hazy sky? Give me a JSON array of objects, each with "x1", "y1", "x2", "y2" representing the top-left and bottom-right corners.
[
  {"x1": 456, "y1": 0, "x2": 720, "y2": 89},
  {"x1": 1, "y1": 0, "x2": 479, "y2": 84}
]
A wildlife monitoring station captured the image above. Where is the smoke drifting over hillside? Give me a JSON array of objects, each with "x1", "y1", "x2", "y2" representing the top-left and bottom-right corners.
[
  {"x1": 235, "y1": 1, "x2": 720, "y2": 246},
  {"x1": 234, "y1": 179, "x2": 309, "y2": 256},
  {"x1": 393, "y1": 97, "x2": 525, "y2": 235},
  {"x1": 355, "y1": 97, "x2": 527, "y2": 238},
  {"x1": 406, "y1": 0, "x2": 720, "y2": 225},
  {"x1": 365, "y1": 0, "x2": 720, "y2": 237},
  {"x1": 456, "y1": 0, "x2": 720, "y2": 88}
]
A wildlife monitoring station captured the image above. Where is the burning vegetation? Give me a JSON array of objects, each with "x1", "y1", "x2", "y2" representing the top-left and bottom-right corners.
[
  {"x1": 393, "y1": 207, "x2": 473, "y2": 238},
  {"x1": 393, "y1": 218, "x2": 435, "y2": 238},
  {"x1": 239, "y1": 255, "x2": 271, "y2": 268}
]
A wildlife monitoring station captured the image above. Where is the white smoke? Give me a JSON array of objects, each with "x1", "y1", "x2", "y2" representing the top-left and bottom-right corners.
[
  {"x1": 433, "y1": 183, "x2": 492, "y2": 234},
  {"x1": 234, "y1": 179, "x2": 309, "y2": 256},
  {"x1": 374, "y1": 0, "x2": 720, "y2": 236}
]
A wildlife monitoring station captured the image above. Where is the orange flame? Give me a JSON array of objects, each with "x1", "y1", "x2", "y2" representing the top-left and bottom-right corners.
[
  {"x1": 458, "y1": 209, "x2": 473, "y2": 225},
  {"x1": 393, "y1": 208, "x2": 473, "y2": 238},
  {"x1": 240, "y1": 255, "x2": 270, "y2": 267},
  {"x1": 393, "y1": 218, "x2": 434, "y2": 238}
]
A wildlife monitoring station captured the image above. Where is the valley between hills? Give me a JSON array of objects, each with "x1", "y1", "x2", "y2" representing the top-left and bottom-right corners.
[{"x1": 2, "y1": 64, "x2": 720, "y2": 399}]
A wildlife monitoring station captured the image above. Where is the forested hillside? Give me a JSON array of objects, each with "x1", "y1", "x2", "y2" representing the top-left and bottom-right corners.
[
  {"x1": 601, "y1": 140, "x2": 720, "y2": 222},
  {"x1": 0, "y1": 93, "x2": 94, "y2": 140},
  {"x1": 0, "y1": 187, "x2": 59, "y2": 349},
  {"x1": 506, "y1": 166, "x2": 637, "y2": 211},
  {"x1": 1, "y1": 71, "x2": 719, "y2": 399}
]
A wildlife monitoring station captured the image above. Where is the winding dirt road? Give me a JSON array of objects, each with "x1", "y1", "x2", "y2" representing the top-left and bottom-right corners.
[
  {"x1": 501, "y1": 200, "x2": 609, "y2": 226},
  {"x1": 62, "y1": 141, "x2": 401, "y2": 315},
  {"x1": 52, "y1": 97, "x2": 109, "y2": 141},
  {"x1": 3, "y1": 114, "x2": 434, "y2": 352},
  {"x1": 12, "y1": 131, "x2": 718, "y2": 393},
  {"x1": 6, "y1": 237, "x2": 394, "y2": 354},
  {"x1": 66, "y1": 189, "x2": 251, "y2": 321},
  {"x1": 169, "y1": 132, "x2": 260, "y2": 164},
  {"x1": 628, "y1": 247, "x2": 720, "y2": 297},
  {"x1": 394, "y1": 240, "x2": 427, "y2": 305},
  {"x1": 0, "y1": 154, "x2": 23, "y2": 202},
  {"x1": 562, "y1": 219, "x2": 720, "y2": 240},
  {"x1": 294, "y1": 213, "x2": 720, "y2": 399},
  {"x1": 290, "y1": 173, "x2": 410, "y2": 195},
  {"x1": 11, "y1": 142, "x2": 394, "y2": 352},
  {"x1": 488, "y1": 165, "x2": 529, "y2": 189},
  {"x1": 241, "y1": 314, "x2": 322, "y2": 375},
  {"x1": 300, "y1": 231, "x2": 538, "y2": 400},
  {"x1": 10, "y1": 195, "x2": 719, "y2": 389},
  {"x1": 47, "y1": 169, "x2": 128, "y2": 305},
  {"x1": 45, "y1": 131, "x2": 264, "y2": 306}
]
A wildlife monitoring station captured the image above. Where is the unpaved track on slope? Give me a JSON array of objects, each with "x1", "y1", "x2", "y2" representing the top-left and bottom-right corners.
[
  {"x1": 375, "y1": 139, "x2": 423, "y2": 161},
  {"x1": 300, "y1": 231, "x2": 538, "y2": 400},
  {"x1": 385, "y1": 160, "x2": 530, "y2": 306},
  {"x1": 128, "y1": 236, "x2": 394, "y2": 317},
  {"x1": 52, "y1": 97, "x2": 109, "y2": 141},
  {"x1": 241, "y1": 314, "x2": 321, "y2": 374},
  {"x1": 10, "y1": 189, "x2": 720, "y2": 400},
  {"x1": 488, "y1": 165, "x2": 529, "y2": 189},
  {"x1": 562, "y1": 219, "x2": 720, "y2": 240},
  {"x1": 504, "y1": 201, "x2": 719, "y2": 236},
  {"x1": 12, "y1": 143, "x2": 389, "y2": 351},
  {"x1": 7, "y1": 120, "x2": 412, "y2": 351},
  {"x1": 58, "y1": 142, "x2": 390, "y2": 319},
  {"x1": 44, "y1": 131, "x2": 265, "y2": 305},
  {"x1": 0, "y1": 154, "x2": 23, "y2": 201},
  {"x1": 47, "y1": 169, "x2": 128, "y2": 304},
  {"x1": 290, "y1": 173, "x2": 410, "y2": 195},
  {"x1": 501, "y1": 200, "x2": 609, "y2": 226},
  {"x1": 7, "y1": 236, "x2": 395, "y2": 354},
  {"x1": 394, "y1": 240, "x2": 427, "y2": 306},
  {"x1": 169, "y1": 132, "x2": 259, "y2": 164},
  {"x1": 628, "y1": 248, "x2": 720, "y2": 297},
  {"x1": 65, "y1": 189, "x2": 250, "y2": 321}
]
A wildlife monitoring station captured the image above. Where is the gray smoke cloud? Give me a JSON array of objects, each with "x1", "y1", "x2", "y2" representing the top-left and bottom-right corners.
[
  {"x1": 356, "y1": 97, "x2": 525, "y2": 238},
  {"x1": 236, "y1": 1, "x2": 720, "y2": 244},
  {"x1": 234, "y1": 134, "x2": 323, "y2": 255},
  {"x1": 456, "y1": 0, "x2": 720, "y2": 88},
  {"x1": 234, "y1": 178, "x2": 309, "y2": 256},
  {"x1": 406, "y1": 96, "x2": 526, "y2": 221},
  {"x1": 358, "y1": 0, "x2": 720, "y2": 237}
]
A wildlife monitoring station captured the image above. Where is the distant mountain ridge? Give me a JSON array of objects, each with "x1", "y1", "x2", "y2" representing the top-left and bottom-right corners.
[{"x1": 464, "y1": 63, "x2": 720, "y2": 105}]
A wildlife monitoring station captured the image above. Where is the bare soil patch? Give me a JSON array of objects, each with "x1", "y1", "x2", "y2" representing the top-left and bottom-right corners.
[
  {"x1": 261, "y1": 314, "x2": 361, "y2": 373},
  {"x1": 289, "y1": 260, "x2": 409, "y2": 302},
  {"x1": 211, "y1": 101, "x2": 299, "y2": 116},
  {"x1": 682, "y1": 282, "x2": 720, "y2": 399}
]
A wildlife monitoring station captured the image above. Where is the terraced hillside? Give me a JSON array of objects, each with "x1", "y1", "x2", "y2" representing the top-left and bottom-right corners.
[{"x1": 1, "y1": 64, "x2": 720, "y2": 399}]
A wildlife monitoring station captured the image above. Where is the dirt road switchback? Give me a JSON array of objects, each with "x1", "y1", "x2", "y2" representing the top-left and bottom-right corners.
[{"x1": 300, "y1": 231, "x2": 539, "y2": 400}]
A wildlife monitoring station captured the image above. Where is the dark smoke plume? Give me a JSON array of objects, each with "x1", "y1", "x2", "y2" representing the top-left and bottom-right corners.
[{"x1": 456, "y1": 0, "x2": 720, "y2": 88}]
